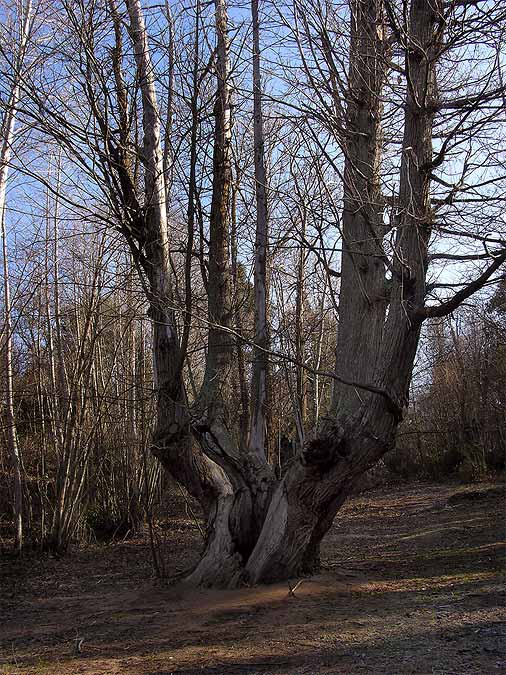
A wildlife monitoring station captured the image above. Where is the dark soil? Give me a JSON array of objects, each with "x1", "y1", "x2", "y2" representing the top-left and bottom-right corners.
[{"x1": 1, "y1": 481, "x2": 504, "y2": 675}]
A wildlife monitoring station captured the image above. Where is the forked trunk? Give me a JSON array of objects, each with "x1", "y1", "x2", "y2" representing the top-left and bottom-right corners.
[
  {"x1": 125, "y1": 0, "x2": 273, "y2": 585},
  {"x1": 239, "y1": 0, "x2": 390, "y2": 581},
  {"x1": 120, "y1": 0, "x2": 443, "y2": 587},
  {"x1": 241, "y1": 0, "x2": 443, "y2": 585},
  {"x1": 182, "y1": 0, "x2": 275, "y2": 584},
  {"x1": 244, "y1": 400, "x2": 396, "y2": 583}
]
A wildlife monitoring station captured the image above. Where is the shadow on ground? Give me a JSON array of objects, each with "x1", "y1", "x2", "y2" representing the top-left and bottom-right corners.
[{"x1": 1, "y1": 482, "x2": 504, "y2": 675}]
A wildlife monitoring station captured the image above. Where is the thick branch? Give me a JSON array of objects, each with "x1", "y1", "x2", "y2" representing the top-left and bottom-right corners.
[{"x1": 417, "y1": 252, "x2": 506, "y2": 319}]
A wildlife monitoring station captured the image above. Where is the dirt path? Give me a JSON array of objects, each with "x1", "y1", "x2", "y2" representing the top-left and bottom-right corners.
[{"x1": 1, "y1": 482, "x2": 504, "y2": 675}]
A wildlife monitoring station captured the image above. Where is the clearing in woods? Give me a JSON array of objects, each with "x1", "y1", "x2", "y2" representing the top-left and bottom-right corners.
[{"x1": 1, "y1": 481, "x2": 504, "y2": 675}]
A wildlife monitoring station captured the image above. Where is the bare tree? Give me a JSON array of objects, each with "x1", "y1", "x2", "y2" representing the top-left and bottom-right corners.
[
  {"x1": 242, "y1": 0, "x2": 506, "y2": 583},
  {"x1": 2, "y1": 0, "x2": 504, "y2": 583},
  {"x1": 0, "y1": 0, "x2": 33, "y2": 552},
  {"x1": 248, "y1": 0, "x2": 270, "y2": 458}
]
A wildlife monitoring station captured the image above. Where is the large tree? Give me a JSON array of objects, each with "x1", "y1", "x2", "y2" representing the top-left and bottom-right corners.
[{"x1": 5, "y1": 0, "x2": 506, "y2": 581}]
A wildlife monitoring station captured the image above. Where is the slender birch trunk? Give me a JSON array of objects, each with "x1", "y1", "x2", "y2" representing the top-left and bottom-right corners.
[
  {"x1": 230, "y1": 174, "x2": 250, "y2": 444},
  {"x1": 0, "y1": 0, "x2": 33, "y2": 553},
  {"x1": 162, "y1": 0, "x2": 175, "y2": 207},
  {"x1": 1, "y1": 192, "x2": 23, "y2": 553},
  {"x1": 313, "y1": 278, "x2": 328, "y2": 431}
]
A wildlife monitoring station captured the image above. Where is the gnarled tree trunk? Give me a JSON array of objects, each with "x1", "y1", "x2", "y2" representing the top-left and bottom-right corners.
[
  {"x1": 124, "y1": 0, "x2": 274, "y2": 587},
  {"x1": 185, "y1": 0, "x2": 274, "y2": 585},
  {"x1": 118, "y1": 0, "x2": 496, "y2": 588},
  {"x1": 119, "y1": 0, "x2": 438, "y2": 587},
  {"x1": 242, "y1": 0, "x2": 443, "y2": 585}
]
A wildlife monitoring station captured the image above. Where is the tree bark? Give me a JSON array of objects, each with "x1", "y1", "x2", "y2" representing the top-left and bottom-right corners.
[
  {"x1": 1, "y1": 176, "x2": 23, "y2": 554},
  {"x1": 124, "y1": 0, "x2": 229, "y2": 520},
  {"x1": 248, "y1": 0, "x2": 270, "y2": 459},
  {"x1": 0, "y1": 0, "x2": 33, "y2": 553},
  {"x1": 331, "y1": 0, "x2": 388, "y2": 421},
  {"x1": 184, "y1": 0, "x2": 275, "y2": 586},
  {"x1": 242, "y1": 0, "x2": 444, "y2": 585},
  {"x1": 294, "y1": 216, "x2": 307, "y2": 448},
  {"x1": 122, "y1": 0, "x2": 274, "y2": 587}
]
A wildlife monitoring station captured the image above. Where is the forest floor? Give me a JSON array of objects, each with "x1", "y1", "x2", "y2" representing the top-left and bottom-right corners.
[{"x1": 0, "y1": 481, "x2": 504, "y2": 675}]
